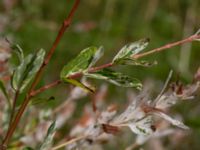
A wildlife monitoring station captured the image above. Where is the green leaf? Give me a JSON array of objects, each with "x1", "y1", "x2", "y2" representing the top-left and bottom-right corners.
[
  {"x1": 0, "y1": 80, "x2": 10, "y2": 106},
  {"x1": 60, "y1": 46, "x2": 98, "y2": 79},
  {"x1": 63, "y1": 78, "x2": 95, "y2": 93},
  {"x1": 116, "y1": 58, "x2": 157, "y2": 67},
  {"x1": 60, "y1": 46, "x2": 102, "y2": 92},
  {"x1": 85, "y1": 69, "x2": 142, "y2": 90},
  {"x1": 112, "y1": 38, "x2": 149, "y2": 63},
  {"x1": 11, "y1": 49, "x2": 45, "y2": 93},
  {"x1": 39, "y1": 121, "x2": 56, "y2": 150}
]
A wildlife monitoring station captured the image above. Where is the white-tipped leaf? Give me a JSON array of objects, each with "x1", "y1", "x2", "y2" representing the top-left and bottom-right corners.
[{"x1": 112, "y1": 38, "x2": 149, "y2": 63}]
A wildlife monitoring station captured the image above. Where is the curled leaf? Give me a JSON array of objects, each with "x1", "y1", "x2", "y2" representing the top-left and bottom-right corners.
[
  {"x1": 85, "y1": 69, "x2": 142, "y2": 90},
  {"x1": 11, "y1": 49, "x2": 46, "y2": 93}
]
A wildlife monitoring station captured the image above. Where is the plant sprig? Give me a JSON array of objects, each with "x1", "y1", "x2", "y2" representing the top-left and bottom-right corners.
[{"x1": 1, "y1": 0, "x2": 200, "y2": 148}]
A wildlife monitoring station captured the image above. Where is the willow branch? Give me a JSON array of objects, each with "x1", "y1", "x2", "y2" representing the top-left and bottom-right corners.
[
  {"x1": 31, "y1": 34, "x2": 200, "y2": 96},
  {"x1": 2, "y1": 0, "x2": 80, "y2": 147},
  {"x1": 51, "y1": 135, "x2": 87, "y2": 150}
]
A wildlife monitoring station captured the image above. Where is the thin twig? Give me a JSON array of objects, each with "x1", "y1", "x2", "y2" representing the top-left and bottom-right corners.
[
  {"x1": 32, "y1": 62, "x2": 114, "y2": 96},
  {"x1": 7, "y1": 90, "x2": 19, "y2": 130},
  {"x1": 2, "y1": 0, "x2": 81, "y2": 147},
  {"x1": 51, "y1": 135, "x2": 87, "y2": 150},
  {"x1": 133, "y1": 34, "x2": 200, "y2": 59},
  {"x1": 30, "y1": 80, "x2": 61, "y2": 97},
  {"x1": 154, "y1": 70, "x2": 173, "y2": 105}
]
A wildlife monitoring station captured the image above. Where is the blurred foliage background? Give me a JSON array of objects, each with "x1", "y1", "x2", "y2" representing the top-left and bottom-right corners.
[{"x1": 0, "y1": 0, "x2": 200, "y2": 149}]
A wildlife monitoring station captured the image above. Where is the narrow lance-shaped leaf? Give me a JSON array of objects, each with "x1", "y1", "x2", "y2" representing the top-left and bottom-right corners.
[
  {"x1": 39, "y1": 121, "x2": 56, "y2": 150},
  {"x1": 11, "y1": 54, "x2": 32, "y2": 91},
  {"x1": 64, "y1": 78, "x2": 95, "y2": 93},
  {"x1": 116, "y1": 58, "x2": 157, "y2": 67},
  {"x1": 11, "y1": 49, "x2": 46, "y2": 93},
  {"x1": 112, "y1": 38, "x2": 149, "y2": 63},
  {"x1": 85, "y1": 69, "x2": 142, "y2": 90}
]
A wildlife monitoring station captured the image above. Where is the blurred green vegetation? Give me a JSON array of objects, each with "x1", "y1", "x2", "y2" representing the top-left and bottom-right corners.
[{"x1": 0, "y1": 0, "x2": 200, "y2": 149}]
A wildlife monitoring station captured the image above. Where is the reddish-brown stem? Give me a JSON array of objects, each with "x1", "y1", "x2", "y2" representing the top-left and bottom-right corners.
[
  {"x1": 89, "y1": 62, "x2": 113, "y2": 72},
  {"x1": 133, "y1": 34, "x2": 200, "y2": 59},
  {"x1": 30, "y1": 80, "x2": 61, "y2": 97},
  {"x1": 32, "y1": 62, "x2": 114, "y2": 96},
  {"x1": 7, "y1": 90, "x2": 19, "y2": 129},
  {"x1": 2, "y1": 0, "x2": 80, "y2": 147},
  {"x1": 30, "y1": 0, "x2": 80, "y2": 91}
]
